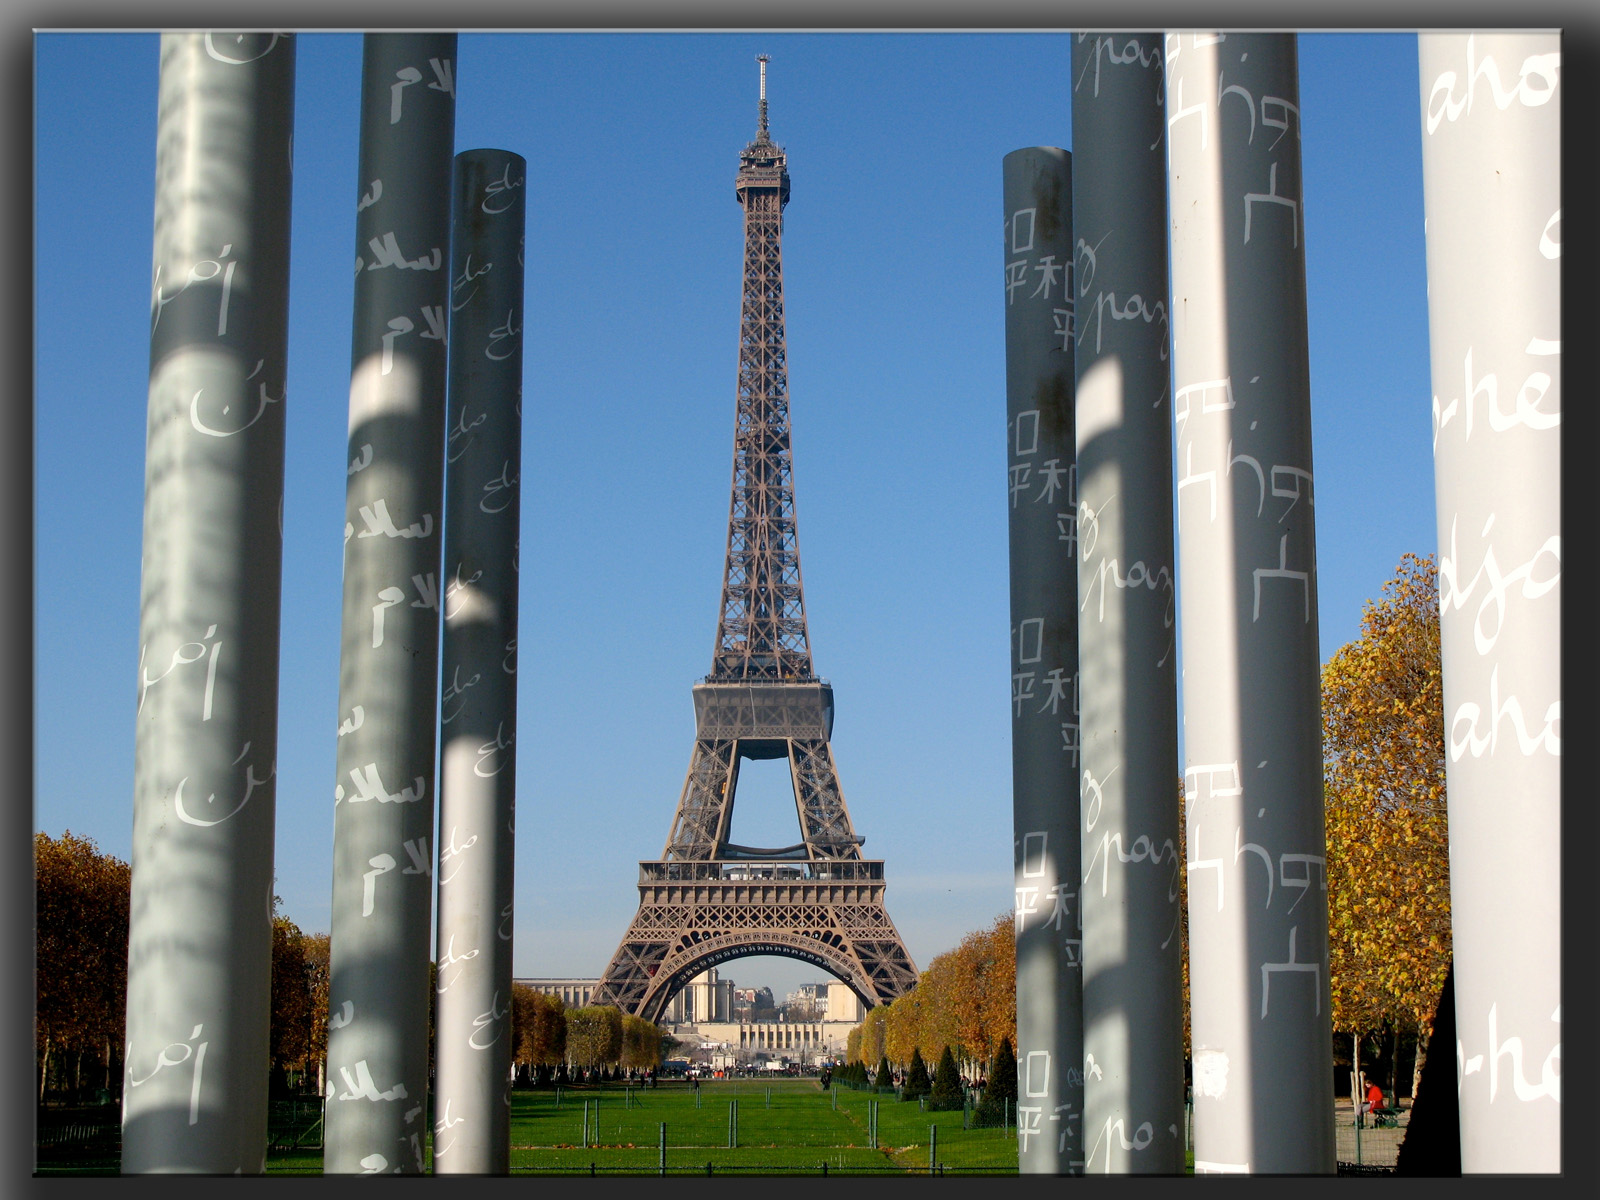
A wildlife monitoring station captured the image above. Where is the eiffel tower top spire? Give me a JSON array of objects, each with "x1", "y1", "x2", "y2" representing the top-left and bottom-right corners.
[
  {"x1": 757, "y1": 53, "x2": 770, "y2": 136},
  {"x1": 713, "y1": 55, "x2": 808, "y2": 681}
]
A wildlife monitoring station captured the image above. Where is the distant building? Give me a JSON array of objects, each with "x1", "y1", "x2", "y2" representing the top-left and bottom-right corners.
[
  {"x1": 666, "y1": 977, "x2": 865, "y2": 1063},
  {"x1": 785, "y1": 980, "x2": 866, "y2": 1023},
  {"x1": 516, "y1": 978, "x2": 598, "y2": 1008},
  {"x1": 662, "y1": 968, "x2": 735, "y2": 1024},
  {"x1": 514, "y1": 972, "x2": 865, "y2": 1062}
]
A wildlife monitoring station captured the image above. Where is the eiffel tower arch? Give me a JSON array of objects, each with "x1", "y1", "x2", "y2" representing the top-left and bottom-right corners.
[{"x1": 592, "y1": 59, "x2": 918, "y2": 1024}]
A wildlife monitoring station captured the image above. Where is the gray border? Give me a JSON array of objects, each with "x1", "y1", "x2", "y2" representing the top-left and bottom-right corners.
[{"x1": 16, "y1": 2, "x2": 1591, "y2": 1191}]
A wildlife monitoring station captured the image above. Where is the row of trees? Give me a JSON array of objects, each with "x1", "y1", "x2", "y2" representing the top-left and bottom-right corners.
[
  {"x1": 1321, "y1": 552, "x2": 1450, "y2": 1096},
  {"x1": 519, "y1": 991, "x2": 670, "y2": 1079},
  {"x1": 846, "y1": 911, "x2": 1015, "y2": 1082},
  {"x1": 837, "y1": 1038, "x2": 1020, "y2": 1122},
  {"x1": 35, "y1": 831, "x2": 130, "y2": 1101},
  {"x1": 847, "y1": 554, "x2": 1451, "y2": 1100},
  {"x1": 35, "y1": 835, "x2": 667, "y2": 1101}
]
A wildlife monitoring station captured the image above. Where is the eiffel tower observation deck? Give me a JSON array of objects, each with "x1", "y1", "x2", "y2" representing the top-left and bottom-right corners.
[{"x1": 592, "y1": 58, "x2": 919, "y2": 1021}]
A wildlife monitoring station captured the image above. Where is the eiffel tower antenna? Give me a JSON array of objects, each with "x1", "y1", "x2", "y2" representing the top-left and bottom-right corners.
[
  {"x1": 592, "y1": 67, "x2": 918, "y2": 1021},
  {"x1": 757, "y1": 54, "x2": 769, "y2": 135}
]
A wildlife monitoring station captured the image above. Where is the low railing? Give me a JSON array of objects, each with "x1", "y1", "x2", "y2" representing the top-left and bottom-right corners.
[{"x1": 640, "y1": 860, "x2": 885, "y2": 884}]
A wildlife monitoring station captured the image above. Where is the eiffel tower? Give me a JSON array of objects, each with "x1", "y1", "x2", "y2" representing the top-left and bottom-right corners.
[{"x1": 592, "y1": 58, "x2": 919, "y2": 1022}]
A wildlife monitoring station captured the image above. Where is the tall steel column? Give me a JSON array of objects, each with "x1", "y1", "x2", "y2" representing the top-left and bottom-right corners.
[
  {"x1": 432, "y1": 148, "x2": 527, "y2": 1176},
  {"x1": 1417, "y1": 32, "x2": 1561, "y2": 1174},
  {"x1": 1002, "y1": 145, "x2": 1083, "y2": 1175},
  {"x1": 1070, "y1": 32, "x2": 1186, "y2": 1175},
  {"x1": 122, "y1": 32, "x2": 295, "y2": 1174},
  {"x1": 1163, "y1": 32, "x2": 1334, "y2": 1174},
  {"x1": 324, "y1": 33, "x2": 456, "y2": 1175}
]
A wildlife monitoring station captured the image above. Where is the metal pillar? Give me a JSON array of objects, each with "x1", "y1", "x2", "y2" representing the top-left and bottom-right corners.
[
  {"x1": 122, "y1": 31, "x2": 295, "y2": 1174},
  {"x1": 324, "y1": 33, "x2": 456, "y2": 1175},
  {"x1": 432, "y1": 148, "x2": 527, "y2": 1176},
  {"x1": 1416, "y1": 32, "x2": 1561, "y2": 1174},
  {"x1": 1163, "y1": 32, "x2": 1334, "y2": 1174},
  {"x1": 1002, "y1": 145, "x2": 1083, "y2": 1174},
  {"x1": 1070, "y1": 32, "x2": 1186, "y2": 1175}
]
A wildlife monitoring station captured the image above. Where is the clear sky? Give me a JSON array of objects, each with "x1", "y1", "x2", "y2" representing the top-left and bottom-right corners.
[{"x1": 34, "y1": 30, "x2": 1436, "y2": 1003}]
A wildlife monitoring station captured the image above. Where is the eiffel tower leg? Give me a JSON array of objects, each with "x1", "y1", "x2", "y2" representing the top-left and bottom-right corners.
[
  {"x1": 596, "y1": 740, "x2": 737, "y2": 1011},
  {"x1": 788, "y1": 739, "x2": 862, "y2": 858}
]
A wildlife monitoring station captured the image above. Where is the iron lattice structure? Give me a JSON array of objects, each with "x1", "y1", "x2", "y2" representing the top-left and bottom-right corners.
[{"x1": 593, "y1": 62, "x2": 919, "y2": 1023}]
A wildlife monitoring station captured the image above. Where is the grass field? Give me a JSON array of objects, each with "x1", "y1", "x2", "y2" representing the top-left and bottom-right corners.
[
  {"x1": 37, "y1": 1080, "x2": 1023, "y2": 1176},
  {"x1": 301, "y1": 1079, "x2": 1018, "y2": 1175}
]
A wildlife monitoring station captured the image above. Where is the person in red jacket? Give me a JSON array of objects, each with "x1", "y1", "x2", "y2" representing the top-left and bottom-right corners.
[{"x1": 1359, "y1": 1077, "x2": 1386, "y2": 1125}]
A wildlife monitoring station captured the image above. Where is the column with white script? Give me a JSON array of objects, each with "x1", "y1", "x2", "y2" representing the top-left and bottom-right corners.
[
  {"x1": 1163, "y1": 32, "x2": 1334, "y2": 1174},
  {"x1": 1417, "y1": 32, "x2": 1561, "y2": 1174},
  {"x1": 1070, "y1": 31, "x2": 1186, "y2": 1174},
  {"x1": 324, "y1": 33, "x2": 456, "y2": 1176},
  {"x1": 123, "y1": 31, "x2": 295, "y2": 1174},
  {"x1": 1002, "y1": 145, "x2": 1084, "y2": 1175},
  {"x1": 432, "y1": 148, "x2": 527, "y2": 1175}
]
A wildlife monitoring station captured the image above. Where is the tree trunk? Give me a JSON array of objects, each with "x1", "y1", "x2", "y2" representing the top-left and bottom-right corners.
[
  {"x1": 39, "y1": 1037, "x2": 51, "y2": 1105},
  {"x1": 1390, "y1": 1026, "x2": 1400, "y2": 1098},
  {"x1": 1411, "y1": 1028, "x2": 1428, "y2": 1101}
]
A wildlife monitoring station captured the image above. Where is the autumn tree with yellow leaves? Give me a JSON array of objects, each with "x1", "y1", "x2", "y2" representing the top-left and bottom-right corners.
[
  {"x1": 852, "y1": 911, "x2": 1015, "y2": 1079},
  {"x1": 1321, "y1": 553, "x2": 1450, "y2": 1090},
  {"x1": 35, "y1": 831, "x2": 131, "y2": 1102}
]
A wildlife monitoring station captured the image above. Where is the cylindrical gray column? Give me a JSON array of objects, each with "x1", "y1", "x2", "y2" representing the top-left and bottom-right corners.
[
  {"x1": 122, "y1": 32, "x2": 295, "y2": 1174},
  {"x1": 432, "y1": 148, "x2": 527, "y2": 1176},
  {"x1": 1002, "y1": 146, "x2": 1083, "y2": 1175},
  {"x1": 1416, "y1": 33, "x2": 1561, "y2": 1175},
  {"x1": 1070, "y1": 32, "x2": 1186, "y2": 1175},
  {"x1": 1163, "y1": 32, "x2": 1334, "y2": 1174},
  {"x1": 324, "y1": 33, "x2": 456, "y2": 1176}
]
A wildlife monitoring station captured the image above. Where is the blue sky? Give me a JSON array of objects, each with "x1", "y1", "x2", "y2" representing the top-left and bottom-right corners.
[{"x1": 33, "y1": 30, "x2": 1436, "y2": 1002}]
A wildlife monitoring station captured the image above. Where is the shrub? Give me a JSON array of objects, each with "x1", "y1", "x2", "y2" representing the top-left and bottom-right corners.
[
  {"x1": 975, "y1": 1037, "x2": 1017, "y2": 1124},
  {"x1": 929, "y1": 1045, "x2": 963, "y2": 1111},
  {"x1": 903, "y1": 1047, "x2": 931, "y2": 1101},
  {"x1": 874, "y1": 1055, "x2": 893, "y2": 1090}
]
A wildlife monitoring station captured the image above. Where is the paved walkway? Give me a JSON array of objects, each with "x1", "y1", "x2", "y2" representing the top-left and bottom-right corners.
[{"x1": 1332, "y1": 1096, "x2": 1411, "y2": 1168}]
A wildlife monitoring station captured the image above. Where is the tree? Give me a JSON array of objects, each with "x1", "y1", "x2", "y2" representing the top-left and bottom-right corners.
[
  {"x1": 914, "y1": 952, "x2": 966, "y2": 1068},
  {"x1": 512, "y1": 984, "x2": 569, "y2": 1084},
  {"x1": 963, "y1": 913, "x2": 1016, "y2": 1070},
  {"x1": 975, "y1": 1036, "x2": 1017, "y2": 1124},
  {"x1": 846, "y1": 909, "x2": 1016, "y2": 1089},
  {"x1": 883, "y1": 982, "x2": 924, "y2": 1069},
  {"x1": 35, "y1": 831, "x2": 130, "y2": 1102},
  {"x1": 1322, "y1": 553, "x2": 1450, "y2": 1091},
  {"x1": 929, "y1": 1045, "x2": 964, "y2": 1111},
  {"x1": 858, "y1": 1005, "x2": 889, "y2": 1071},
  {"x1": 530, "y1": 992, "x2": 567, "y2": 1077},
  {"x1": 566, "y1": 1005, "x2": 623, "y2": 1069},
  {"x1": 302, "y1": 932, "x2": 330, "y2": 1096},
  {"x1": 620, "y1": 1013, "x2": 665, "y2": 1071},
  {"x1": 784, "y1": 998, "x2": 823, "y2": 1023},
  {"x1": 903, "y1": 1047, "x2": 931, "y2": 1100},
  {"x1": 269, "y1": 907, "x2": 312, "y2": 1090},
  {"x1": 874, "y1": 1054, "x2": 892, "y2": 1089}
]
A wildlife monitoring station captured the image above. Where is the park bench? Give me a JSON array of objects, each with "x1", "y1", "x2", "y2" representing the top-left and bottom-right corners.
[
  {"x1": 1370, "y1": 1101, "x2": 1402, "y2": 1129},
  {"x1": 1356, "y1": 1092, "x2": 1402, "y2": 1128}
]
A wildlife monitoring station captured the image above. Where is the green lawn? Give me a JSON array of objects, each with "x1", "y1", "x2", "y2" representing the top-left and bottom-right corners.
[
  {"x1": 272, "y1": 1080, "x2": 1018, "y2": 1176},
  {"x1": 38, "y1": 1081, "x2": 1021, "y2": 1176}
]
